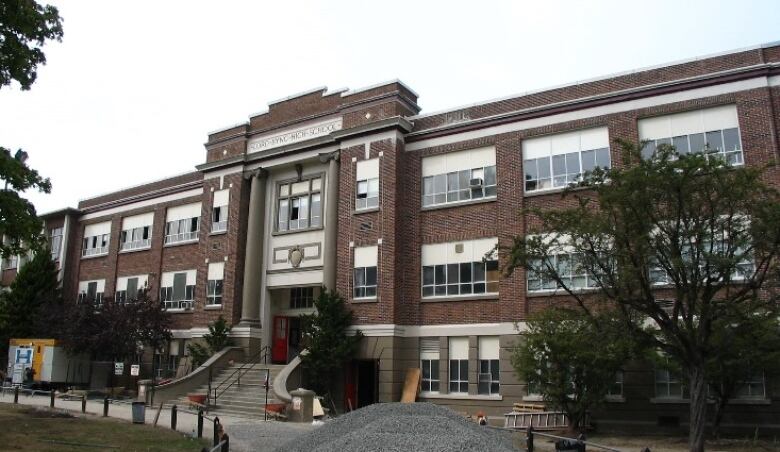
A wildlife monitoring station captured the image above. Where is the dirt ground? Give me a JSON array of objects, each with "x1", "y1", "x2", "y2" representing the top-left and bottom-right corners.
[{"x1": 508, "y1": 431, "x2": 780, "y2": 452}]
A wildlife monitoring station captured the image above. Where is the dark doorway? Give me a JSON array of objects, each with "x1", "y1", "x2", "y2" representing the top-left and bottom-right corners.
[
  {"x1": 355, "y1": 359, "x2": 378, "y2": 408},
  {"x1": 288, "y1": 317, "x2": 302, "y2": 362}
]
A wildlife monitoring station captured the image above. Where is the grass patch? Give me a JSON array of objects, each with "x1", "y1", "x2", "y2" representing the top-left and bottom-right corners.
[{"x1": 0, "y1": 403, "x2": 208, "y2": 451}]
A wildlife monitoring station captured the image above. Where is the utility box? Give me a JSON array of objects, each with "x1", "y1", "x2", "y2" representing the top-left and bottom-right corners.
[{"x1": 289, "y1": 388, "x2": 315, "y2": 423}]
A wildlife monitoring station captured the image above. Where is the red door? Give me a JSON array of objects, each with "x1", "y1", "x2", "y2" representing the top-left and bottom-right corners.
[{"x1": 272, "y1": 316, "x2": 289, "y2": 364}]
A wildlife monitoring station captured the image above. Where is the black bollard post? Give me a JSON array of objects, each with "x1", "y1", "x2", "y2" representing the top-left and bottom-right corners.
[
  {"x1": 171, "y1": 405, "x2": 177, "y2": 431},
  {"x1": 103, "y1": 396, "x2": 109, "y2": 417},
  {"x1": 213, "y1": 416, "x2": 221, "y2": 446},
  {"x1": 82, "y1": 395, "x2": 87, "y2": 413},
  {"x1": 50, "y1": 390, "x2": 55, "y2": 408},
  {"x1": 197, "y1": 409, "x2": 204, "y2": 438},
  {"x1": 221, "y1": 433, "x2": 229, "y2": 452},
  {"x1": 14, "y1": 386, "x2": 19, "y2": 404},
  {"x1": 526, "y1": 425, "x2": 534, "y2": 452}
]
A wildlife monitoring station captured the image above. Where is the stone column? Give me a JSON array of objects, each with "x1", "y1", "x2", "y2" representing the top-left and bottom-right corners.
[
  {"x1": 320, "y1": 151, "x2": 340, "y2": 291},
  {"x1": 240, "y1": 169, "x2": 267, "y2": 326}
]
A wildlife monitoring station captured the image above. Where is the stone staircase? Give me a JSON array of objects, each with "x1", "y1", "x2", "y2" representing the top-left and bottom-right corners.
[{"x1": 167, "y1": 363, "x2": 288, "y2": 419}]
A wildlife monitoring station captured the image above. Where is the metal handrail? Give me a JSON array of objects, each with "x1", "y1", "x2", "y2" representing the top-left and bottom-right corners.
[{"x1": 210, "y1": 346, "x2": 270, "y2": 405}]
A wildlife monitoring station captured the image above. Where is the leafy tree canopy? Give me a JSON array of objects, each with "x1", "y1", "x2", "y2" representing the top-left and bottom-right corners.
[
  {"x1": 505, "y1": 141, "x2": 780, "y2": 452},
  {"x1": 512, "y1": 307, "x2": 641, "y2": 432},
  {"x1": 0, "y1": 0, "x2": 63, "y2": 90}
]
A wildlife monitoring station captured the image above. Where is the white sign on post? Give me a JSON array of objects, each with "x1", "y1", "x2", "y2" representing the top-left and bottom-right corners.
[
  {"x1": 130, "y1": 364, "x2": 140, "y2": 376},
  {"x1": 114, "y1": 362, "x2": 124, "y2": 376}
]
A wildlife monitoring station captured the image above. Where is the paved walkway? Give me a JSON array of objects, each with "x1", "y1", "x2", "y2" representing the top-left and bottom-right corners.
[{"x1": 0, "y1": 389, "x2": 312, "y2": 451}]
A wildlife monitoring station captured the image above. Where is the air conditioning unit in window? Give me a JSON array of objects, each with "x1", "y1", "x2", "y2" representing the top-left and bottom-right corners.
[{"x1": 469, "y1": 178, "x2": 483, "y2": 188}]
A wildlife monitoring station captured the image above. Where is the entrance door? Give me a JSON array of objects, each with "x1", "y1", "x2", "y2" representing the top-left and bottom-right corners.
[
  {"x1": 272, "y1": 316, "x2": 289, "y2": 364},
  {"x1": 288, "y1": 317, "x2": 302, "y2": 362},
  {"x1": 355, "y1": 360, "x2": 378, "y2": 408}
]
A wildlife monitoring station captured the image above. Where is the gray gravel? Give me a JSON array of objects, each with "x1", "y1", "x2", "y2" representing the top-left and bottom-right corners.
[
  {"x1": 228, "y1": 419, "x2": 315, "y2": 452},
  {"x1": 276, "y1": 403, "x2": 516, "y2": 452}
]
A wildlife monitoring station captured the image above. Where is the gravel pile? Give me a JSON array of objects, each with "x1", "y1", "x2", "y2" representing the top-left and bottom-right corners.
[{"x1": 277, "y1": 402, "x2": 515, "y2": 452}]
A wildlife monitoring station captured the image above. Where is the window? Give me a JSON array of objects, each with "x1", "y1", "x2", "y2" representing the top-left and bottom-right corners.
[
  {"x1": 527, "y1": 253, "x2": 600, "y2": 292},
  {"x1": 121, "y1": 226, "x2": 151, "y2": 251},
  {"x1": 607, "y1": 371, "x2": 624, "y2": 397},
  {"x1": 356, "y1": 158, "x2": 380, "y2": 210},
  {"x1": 735, "y1": 373, "x2": 766, "y2": 399},
  {"x1": 277, "y1": 177, "x2": 322, "y2": 232},
  {"x1": 356, "y1": 178, "x2": 379, "y2": 210},
  {"x1": 120, "y1": 212, "x2": 153, "y2": 251},
  {"x1": 160, "y1": 270, "x2": 196, "y2": 310},
  {"x1": 422, "y1": 238, "x2": 499, "y2": 298},
  {"x1": 655, "y1": 368, "x2": 684, "y2": 399},
  {"x1": 116, "y1": 275, "x2": 146, "y2": 303},
  {"x1": 82, "y1": 221, "x2": 111, "y2": 257},
  {"x1": 421, "y1": 147, "x2": 497, "y2": 207},
  {"x1": 638, "y1": 105, "x2": 743, "y2": 165},
  {"x1": 523, "y1": 128, "x2": 610, "y2": 193},
  {"x1": 420, "y1": 338, "x2": 440, "y2": 393},
  {"x1": 449, "y1": 337, "x2": 469, "y2": 394},
  {"x1": 164, "y1": 203, "x2": 201, "y2": 245},
  {"x1": 207, "y1": 262, "x2": 224, "y2": 306},
  {"x1": 353, "y1": 246, "x2": 378, "y2": 299},
  {"x1": 78, "y1": 280, "x2": 105, "y2": 306},
  {"x1": 290, "y1": 287, "x2": 314, "y2": 309},
  {"x1": 212, "y1": 189, "x2": 229, "y2": 233},
  {"x1": 478, "y1": 337, "x2": 500, "y2": 395},
  {"x1": 49, "y1": 227, "x2": 63, "y2": 261}
]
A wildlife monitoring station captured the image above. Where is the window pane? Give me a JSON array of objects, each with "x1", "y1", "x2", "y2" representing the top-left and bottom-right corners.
[
  {"x1": 434, "y1": 265, "x2": 446, "y2": 285},
  {"x1": 706, "y1": 130, "x2": 723, "y2": 152},
  {"x1": 459, "y1": 360, "x2": 468, "y2": 380},
  {"x1": 552, "y1": 154, "x2": 566, "y2": 177},
  {"x1": 484, "y1": 166, "x2": 496, "y2": 186},
  {"x1": 473, "y1": 262, "x2": 485, "y2": 282},
  {"x1": 723, "y1": 128, "x2": 741, "y2": 151},
  {"x1": 354, "y1": 268, "x2": 365, "y2": 287},
  {"x1": 537, "y1": 157, "x2": 550, "y2": 179},
  {"x1": 641, "y1": 141, "x2": 655, "y2": 160},
  {"x1": 596, "y1": 148, "x2": 610, "y2": 168},
  {"x1": 434, "y1": 174, "x2": 446, "y2": 195},
  {"x1": 357, "y1": 180, "x2": 368, "y2": 197},
  {"x1": 689, "y1": 133, "x2": 705, "y2": 153},
  {"x1": 422, "y1": 286, "x2": 433, "y2": 297},
  {"x1": 566, "y1": 152, "x2": 580, "y2": 176},
  {"x1": 423, "y1": 266, "x2": 434, "y2": 285},
  {"x1": 581, "y1": 150, "x2": 596, "y2": 173},
  {"x1": 422, "y1": 177, "x2": 434, "y2": 196},
  {"x1": 447, "y1": 264, "x2": 459, "y2": 284},
  {"x1": 460, "y1": 262, "x2": 472, "y2": 283},
  {"x1": 366, "y1": 266, "x2": 377, "y2": 286},
  {"x1": 673, "y1": 136, "x2": 689, "y2": 155}
]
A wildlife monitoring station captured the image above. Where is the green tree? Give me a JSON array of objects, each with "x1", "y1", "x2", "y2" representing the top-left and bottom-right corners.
[
  {"x1": 706, "y1": 305, "x2": 780, "y2": 437},
  {"x1": 0, "y1": 0, "x2": 64, "y2": 90},
  {"x1": 59, "y1": 292, "x2": 172, "y2": 363},
  {"x1": 300, "y1": 289, "x2": 363, "y2": 398},
  {"x1": 512, "y1": 307, "x2": 640, "y2": 432},
  {"x1": 505, "y1": 142, "x2": 780, "y2": 452},
  {"x1": 1, "y1": 0, "x2": 62, "y2": 257},
  {"x1": 186, "y1": 316, "x2": 233, "y2": 367},
  {"x1": 0, "y1": 251, "x2": 60, "y2": 359}
]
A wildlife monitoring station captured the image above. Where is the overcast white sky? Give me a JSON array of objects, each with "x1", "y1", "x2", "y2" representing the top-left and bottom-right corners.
[{"x1": 2, "y1": 0, "x2": 779, "y2": 214}]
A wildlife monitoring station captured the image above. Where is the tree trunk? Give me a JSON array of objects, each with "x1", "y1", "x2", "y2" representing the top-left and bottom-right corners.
[
  {"x1": 712, "y1": 396, "x2": 727, "y2": 439},
  {"x1": 688, "y1": 366, "x2": 708, "y2": 452}
]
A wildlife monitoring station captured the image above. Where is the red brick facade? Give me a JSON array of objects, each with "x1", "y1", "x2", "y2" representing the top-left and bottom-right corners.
[{"x1": 24, "y1": 42, "x2": 780, "y2": 430}]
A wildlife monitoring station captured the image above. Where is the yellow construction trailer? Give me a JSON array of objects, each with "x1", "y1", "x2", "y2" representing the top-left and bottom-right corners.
[{"x1": 6, "y1": 338, "x2": 90, "y2": 389}]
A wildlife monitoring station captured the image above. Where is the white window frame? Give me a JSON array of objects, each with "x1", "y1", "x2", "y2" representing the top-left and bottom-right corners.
[
  {"x1": 423, "y1": 165, "x2": 497, "y2": 208},
  {"x1": 289, "y1": 287, "x2": 314, "y2": 309},
  {"x1": 164, "y1": 217, "x2": 199, "y2": 245},
  {"x1": 49, "y1": 227, "x2": 63, "y2": 261},
  {"x1": 523, "y1": 128, "x2": 611, "y2": 193},
  {"x1": 655, "y1": 368, "x2": 684, "y2": 399},
  {"x1": 276, "y1": 176, "x2": 322, "y2": 232},
  {"x1": 120, "y1": 225, "x2": 152, "y2": 251},
  {"x1": 160, "y1": 270, "x2": 196, "y2": 310},
  {"x1": 356, "y1": 178, "x2": 379, "y2": 210},
  {"x1": 211, "y1": 205, "x2": 228, "y2": 233},
  {"x1": 206, "y1": 263, "x2": 224, "y2": 306},
  {"x1": 82, "y1": 233, "x2": 110, "y2": 257}
]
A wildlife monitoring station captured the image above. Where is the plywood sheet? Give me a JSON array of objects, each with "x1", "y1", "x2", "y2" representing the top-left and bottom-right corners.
[{"x1": 400, "y1": 368, "x2": 421, "y2": 403}]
